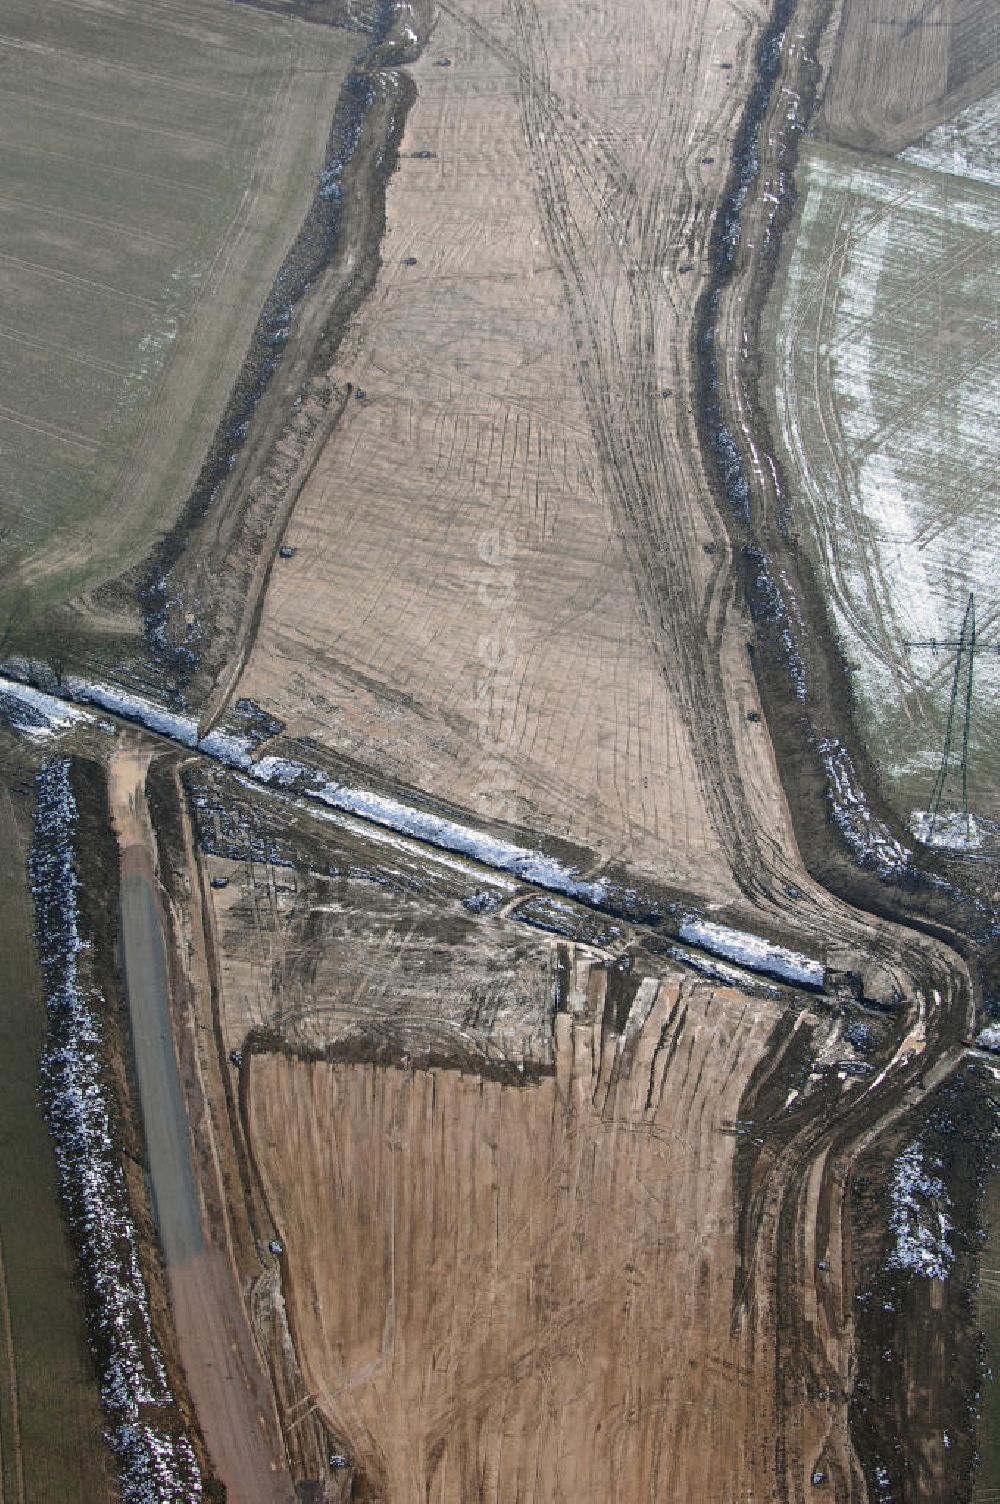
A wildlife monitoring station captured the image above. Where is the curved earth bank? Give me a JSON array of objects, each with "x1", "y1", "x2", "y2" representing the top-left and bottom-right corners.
[{"x1": 698, "y1": 0, "x2": 997, "y2": 1496}]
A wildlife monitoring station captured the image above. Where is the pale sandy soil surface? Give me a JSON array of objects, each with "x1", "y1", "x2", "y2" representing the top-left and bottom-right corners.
[
  {"x1": 246, "y1": 962, "x2": 793, "y2": 1503},
  {"x1": 234, "y1": 0, "x2": 798, "y2": 899}
]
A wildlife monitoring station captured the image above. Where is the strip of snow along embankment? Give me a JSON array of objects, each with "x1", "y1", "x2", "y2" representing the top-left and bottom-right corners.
[
  {"x1": 0, "y1": 678, "x2": 88, "y2": 739},
  {"x1": 66, "y1": 677, "x2": 200, "y2": 747},
  {"x1": 29, "y1": 759, "x2": 202, "y2": 1503},
  {"x1": 251, "y1": 755, "x2": 612, "y2": 904},
  {"x1": 678, "y1": 915, "x2": 825, "y2": 988},
  {"x1": 820, "y1": 737, "x2": 911, "y2": 879},
  {"x1": 0, "y1": 664, "x2": 199, "y2": 746},
  {"x1": 0, "y1": 666, "x2": 612, "y2": 906}
]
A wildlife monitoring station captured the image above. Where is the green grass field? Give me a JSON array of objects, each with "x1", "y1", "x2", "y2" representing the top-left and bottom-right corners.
[
  {"x1": 0, "y1": 0, "x2": 356, "y2": 610},
  {"x1": 762, "y1": 117, "x2": 1000, "y2": 838},
  {"x1": 0, "y1": 754, "x2": 115, "y2": 1502}
]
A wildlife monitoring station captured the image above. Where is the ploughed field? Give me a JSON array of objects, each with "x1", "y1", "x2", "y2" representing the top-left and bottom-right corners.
[
  {"x1": 0, "y1": 0, "x2": 354, "y2": 611},
  {"x1": 246, "y1": 966, "x2": 789, "y2": 1504},
  {"x1": 762, "y1": 89, "x2": 1000, "y2": 840}
]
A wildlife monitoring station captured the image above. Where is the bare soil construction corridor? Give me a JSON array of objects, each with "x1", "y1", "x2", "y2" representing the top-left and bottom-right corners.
[{"x1": 248, "y1": 974, "x2": 788, "y2": 1503}]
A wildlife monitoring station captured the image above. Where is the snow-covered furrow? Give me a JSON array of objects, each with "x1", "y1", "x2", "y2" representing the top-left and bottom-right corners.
[
  {"x1": 678, "y1": 915, "x2": 825, "y2": 988},
  {"x1": 3, "y1": 668, "x2": 829, "y2": 986},
  {"x1": 29, "y1": 759, "x2": 202, "y2": 1503},
  {"x1": 0, "y1": 678, "x2": 89, "y2": 739}
]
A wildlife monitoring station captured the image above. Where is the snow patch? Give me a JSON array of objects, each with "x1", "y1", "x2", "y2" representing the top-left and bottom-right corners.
[
  {"x1": 910, "y1": 809, "x2": 981, "y2": 850},
  {"x1": 886, "y1": 1141, "x2": 954, "y2": 1280},
  {"x1": 0, "y1": 679, "x2": 89, "y2": 740},
  {"x1": 678, "y1": 916, "x2": 824, "y2": 988},
  {"x1": 64, "y1": 678, "x2": 199, "y2": 746},
  {"x1": 820, "y1": 738, "x2": 911, "y2": 877},
  {"x1": 975, "y1": 1024, "x2": 1000, "y2": 1054},
  {"x1": 900, "y1": 91, "x2": 1000, "y2": 190}
]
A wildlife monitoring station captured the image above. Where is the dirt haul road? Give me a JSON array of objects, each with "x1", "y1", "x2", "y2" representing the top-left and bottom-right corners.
[{"x1": 108, "y1": 745, "x2": 295, "y2": 1504}]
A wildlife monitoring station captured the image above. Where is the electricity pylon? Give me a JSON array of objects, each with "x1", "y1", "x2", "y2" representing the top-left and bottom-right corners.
[{"x1": 904, "y1": 592, "x2": 977, "y2": 843}]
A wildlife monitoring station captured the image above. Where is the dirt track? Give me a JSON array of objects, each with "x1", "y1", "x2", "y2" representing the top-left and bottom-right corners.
[
  {"x1": 109, "y1": 746, "x2": 296, "y2": 1504},
  {"x1": 119, "y1": 862, "x2": 204, "y2": 1264}
]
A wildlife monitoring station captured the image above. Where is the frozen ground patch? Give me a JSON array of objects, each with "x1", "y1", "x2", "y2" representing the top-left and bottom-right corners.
[{"x1": 886, "y1": 1141, "x2": 954, "y2": 1281}]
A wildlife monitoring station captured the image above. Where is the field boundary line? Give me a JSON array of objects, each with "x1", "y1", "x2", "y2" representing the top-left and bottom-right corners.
[{"x1": 0, "y1": 1229, "x2": 25, "y2": 1504}]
